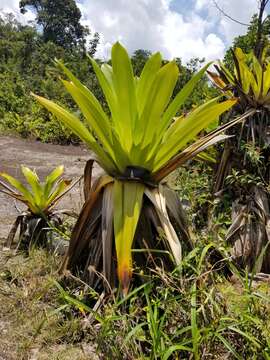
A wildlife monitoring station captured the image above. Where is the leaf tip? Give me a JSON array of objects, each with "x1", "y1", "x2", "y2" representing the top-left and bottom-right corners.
[{"x1": 118, "y1": 263, "x2": 132, "y2": 296}]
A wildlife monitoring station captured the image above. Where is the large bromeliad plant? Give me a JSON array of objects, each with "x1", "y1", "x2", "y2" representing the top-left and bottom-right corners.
[{"x1": 33, "y1": 42, "x2": 241, "y2": 294}]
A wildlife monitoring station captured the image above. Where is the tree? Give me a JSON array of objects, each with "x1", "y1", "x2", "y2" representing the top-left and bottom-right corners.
[
  {"x1": 131, "y1": 49, "x2": 152, "y2": 76},
  {"x1": 224, "y1": 14, "x2": 270, "y2": 68},
  {"x1": 19, "y1": 0, "x2": 89, "y2": 50}
]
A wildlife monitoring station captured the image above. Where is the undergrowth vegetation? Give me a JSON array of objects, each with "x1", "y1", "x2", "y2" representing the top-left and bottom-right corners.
[{"x1": 1, "y1": 241, "x2": 270, "y2": 359}]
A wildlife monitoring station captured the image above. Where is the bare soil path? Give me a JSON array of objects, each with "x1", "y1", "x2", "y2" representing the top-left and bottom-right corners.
[{"x1": 0, "y1": 135, "x2": 93, "y2": 239}]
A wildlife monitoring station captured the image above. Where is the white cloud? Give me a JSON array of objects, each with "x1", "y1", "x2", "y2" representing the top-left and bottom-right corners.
[
  {"x1": 161, "y1": 10, "x2": 225, "y2": 61},
  {"x1": 195, "y1": 0, "x2": 259, "y2": 43},
  {"x1": 0, "y1": 0, "x2": 19, "y2": 13},
  {"x1": 0, "y1": 0, "x2": 264, "y2": 63},
  {"x1": 78, "y1": 0, "x2": 168, "y2": 59},
  {"x1": 0, "y1": 0, "x2": 35, "y2": 23},
  {"x1": 79, "y1": 0, "x2": 226, "y2": 63}
]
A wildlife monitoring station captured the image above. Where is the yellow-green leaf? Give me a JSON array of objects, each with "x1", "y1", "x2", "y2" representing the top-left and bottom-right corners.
[{"x1": 113, "y1": 180, "x2": 144, "y2": 294}]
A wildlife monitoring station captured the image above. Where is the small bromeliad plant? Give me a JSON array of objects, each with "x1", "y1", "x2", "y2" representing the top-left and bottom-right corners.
[
  {"x1": 33, "y1": 42, "x2": 242, "y2": 294},
  {"x1": 0, "y1": 165, "x2": 74, "y2": 250},
  {"x1": 208, "y1": 47, "x2": 270, "y2": 110}
]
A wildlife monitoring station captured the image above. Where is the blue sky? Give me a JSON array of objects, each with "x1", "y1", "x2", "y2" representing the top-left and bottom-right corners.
[{"x1": 0, "y1": 0, "x2": 267, "y2": 63}]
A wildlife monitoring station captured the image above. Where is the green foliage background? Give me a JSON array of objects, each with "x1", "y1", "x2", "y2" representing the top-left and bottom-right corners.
[{"x1": 0, "y1": 13, "x2": 217, "y2": 144}]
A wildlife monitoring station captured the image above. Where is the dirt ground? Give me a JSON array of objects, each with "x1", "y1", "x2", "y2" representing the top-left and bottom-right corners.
[{"x1": 0, "y1": 135, "x2": 98, "y2": 240}]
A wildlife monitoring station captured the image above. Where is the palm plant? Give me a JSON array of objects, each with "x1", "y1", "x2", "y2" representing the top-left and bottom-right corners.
[
  {"x1": 209, "y1": 46, "x2": 270, "y2": 273},
  {"x1": 33, "y1": 42, "x2": 241, "y2": 294},
  {"x1": 0, "y1": 165, "x2": 74, "y2": 249}
]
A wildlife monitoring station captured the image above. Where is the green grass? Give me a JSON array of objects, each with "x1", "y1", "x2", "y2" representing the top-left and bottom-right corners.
[{"x1": 1, "y1": 241, "x2": 270, "y2": 359}]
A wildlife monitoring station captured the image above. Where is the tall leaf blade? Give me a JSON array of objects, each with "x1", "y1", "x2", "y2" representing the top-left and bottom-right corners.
[
  {"x1": 32, "y1": 93, "x2": 116, "y2": 173},
  {"x1": 57, "y1": 59, "x2": 114, "y2": 135},
  {"x1": 146, "y1": 63, "x2": 211, "y2": 163},
  {"x1": 153, "y1": 109, "x2": 255, "y2": 181},
  {"x1": 0, "y1": 172, "x2": 38, "y2": 213},
  {"x1": 102, "y1": 183, "x2": 114, "y2": 287},
  {"x1": 144, "y1": 186, "x2": 182, "y2": 264},
  {"x1": 160, "y1": 62, "x2": 211, "y2": 135},
  {"x1": 134, "y1": 52, "x2": 162, "y2": 145},
  {"x1": 44, "y1": 165, "x2": 64, "y2": 198},
  {"x1": 153, "y1": 98, "x2": 236, "y2": 169},
  {"x1": 45, "y1": 179, "x2": 70, "y2": 208},
  {"x1": 89, "y1": 56, "x2": 118, "y2": 118},
  {"x1": 139, "y1": 61, "x2": 179, "y2": 147},
  {"x1": 21, "y1": 166, "x2": 43, "y2": 207},
  {"x1": 111, "y1": 42, "x2": 137, "y2": 151},
  {"x1": 136, "y1": 52, "x2": 162, "y2": 115},
  {"x1": 252, "y1": 54, "x2": 263, "y2": 99},
  {"x1": 101, "y1": 64, "x2": 114, "y2": 86},
  {"x1": 262, "y1": 61, "x2": 270, "y2": 98},
  {"x1": 113, "y1": 180, "x2": 144, "y2": 294},
  {"x1": 61, "y1": 80, "x2": 118, "y2": 164}
]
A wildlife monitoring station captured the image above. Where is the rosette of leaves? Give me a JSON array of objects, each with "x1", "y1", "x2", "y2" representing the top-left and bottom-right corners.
[
  {"x1": 33, "y1": 42, "x2": 243, "y2": 294},
  {"x1": 208, "y1": 47, "x2": 270, "y2": 109},
  {"x1": 0, "y1": 165, "x2": 74, "y2": 250}
]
